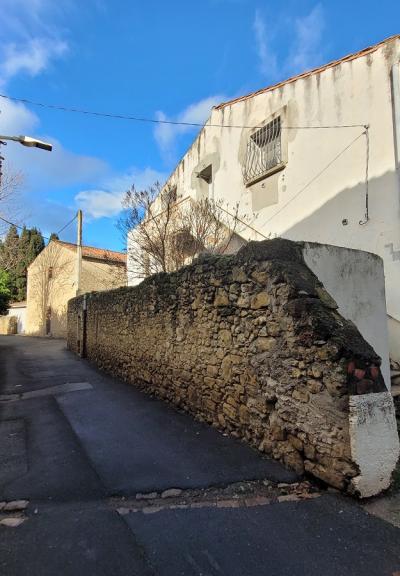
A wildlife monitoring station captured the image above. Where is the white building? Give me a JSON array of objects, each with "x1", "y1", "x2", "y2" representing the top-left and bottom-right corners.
[
  {"x1": 7, "y1": 301, "x2": 26, "y2": 334},
  {"x1": 128, "y1": 35, "x2": 400, "y2": 364}
]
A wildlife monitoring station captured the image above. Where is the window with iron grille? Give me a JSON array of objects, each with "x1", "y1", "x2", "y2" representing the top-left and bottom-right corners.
[{"x1": 243, "y1": 116, "x2": 282, "y2": 185}]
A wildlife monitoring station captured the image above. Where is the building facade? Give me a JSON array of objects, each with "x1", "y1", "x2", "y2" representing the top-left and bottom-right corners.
[
  {"x1": 26, "y1": 240, "x2": 126, "y2": 338},
  {"x1": 128, "y1": 35, "x2": 400, "y2": 363},
  {"x1": 7, "y1": 301, "x2": 27, "y2": 334}
]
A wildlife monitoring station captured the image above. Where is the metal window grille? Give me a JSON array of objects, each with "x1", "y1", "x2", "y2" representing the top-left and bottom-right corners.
[{"x1": 243, "y1": 116, "x2": 281, "y2": 184}]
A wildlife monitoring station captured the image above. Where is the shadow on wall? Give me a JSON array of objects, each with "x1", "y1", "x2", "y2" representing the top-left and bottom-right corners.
[
  {"x1": 280, "y1": 170, "x2": 399, "y2": 254},
  {"x1": 279, "y1": 169, "x2": 400, "y2": 361},
  {"x1": 27, "y1": 307, "x2": 68, "y2": 339}
]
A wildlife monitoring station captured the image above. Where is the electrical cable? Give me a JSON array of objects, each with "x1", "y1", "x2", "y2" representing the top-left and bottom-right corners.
[
  {"x1": 359, "y1": 126, "x2": 370, "y2": 225},
  {"x1": 258, "y1": 130, "x2": 366, "y2": 230},
  {"x1": 0, "y1": 93, "x2": 366, "y2": 131},
  {"x1": 0, "y1": 213, "x2": 50, "y2": 241},
  {"x1": 56, "y1": 213, "x2": 77, "y2": 235},
  {"x1": 0, "y1": 212, "x2": 78, "y2": 243}
]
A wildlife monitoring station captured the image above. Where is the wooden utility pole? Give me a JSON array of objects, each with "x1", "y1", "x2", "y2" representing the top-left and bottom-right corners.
[{"x1": 76, "y1": 209, "x2": 82, "y2": 295}]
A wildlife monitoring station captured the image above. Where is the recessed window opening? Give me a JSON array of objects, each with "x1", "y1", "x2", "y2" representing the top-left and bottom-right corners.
[
  {"x1": 243, "y1": 116, "x2": 282, "y2": 184},
  {"x1": 197, "y1": 164, "x2": 212, "y2": 184}
]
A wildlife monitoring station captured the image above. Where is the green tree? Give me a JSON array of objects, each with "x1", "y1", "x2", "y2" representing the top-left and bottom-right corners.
[
  {"x1": 0, "y1": 225, "x2": 45, "y2": 301},
  {"x1": 15, "y1": 227, "x2": 45, "y2": 301},
  {"x1": 0, "y1": 225, "x2": 19, "y2": 299},
  {"x1": 0, "y1": 268, "x2": 11, "y2": 315}
]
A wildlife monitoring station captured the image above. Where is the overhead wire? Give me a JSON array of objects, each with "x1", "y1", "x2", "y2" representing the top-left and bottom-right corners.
[
  {"x1": 0, "y1": 91, "x2": 370, "y2": 248},
  {"x1": 0, "y1": 213, "x2": 51, "y2": 241},
  {"x1": 0, "y1": 93, "x2": 366, "y2": 131},
  {"x1": 0, "y1": 212, "x2": 78, "y2": 244},
  {"x1": 56, "y1": 213, "x2": 77, "y2": 235},
  {"x1": 257, "y1": 129, "x2": 367, "y2": 230}
]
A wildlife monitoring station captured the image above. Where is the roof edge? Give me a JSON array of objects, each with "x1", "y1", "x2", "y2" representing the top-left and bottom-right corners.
[{"x1": 215, "y1": 34, "x2": 400, "y2": 110}]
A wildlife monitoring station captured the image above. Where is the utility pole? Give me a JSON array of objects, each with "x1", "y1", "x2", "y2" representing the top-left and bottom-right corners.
[{"x1": 76, "y1": 209, "x2": 83, "y2": 295}]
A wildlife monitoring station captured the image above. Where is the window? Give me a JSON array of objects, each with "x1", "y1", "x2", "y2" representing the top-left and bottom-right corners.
[
  {"x1": 243, "y1": 116, "x2": 282, "y2": 185},
  {"x1": 48, "y1": 267, "x2": 53, "y2": 280},
  {"x1": 197, "y1": 164, "x2": 212, "y2": 184}
]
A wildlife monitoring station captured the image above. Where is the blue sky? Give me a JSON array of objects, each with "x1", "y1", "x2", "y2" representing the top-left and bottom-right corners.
[{"x1": 0, "y1": 0, "x2": 399, "y2": 251}]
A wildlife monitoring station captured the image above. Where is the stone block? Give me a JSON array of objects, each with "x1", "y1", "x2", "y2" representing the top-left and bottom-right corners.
[{"x1": 250, "y1": 292, "x2": 270, "y2": 309}]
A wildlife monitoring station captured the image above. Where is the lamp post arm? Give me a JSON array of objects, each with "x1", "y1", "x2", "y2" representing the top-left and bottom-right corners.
[{"x1": 0, "y1": 135, "x2": 52, "y2": 151}]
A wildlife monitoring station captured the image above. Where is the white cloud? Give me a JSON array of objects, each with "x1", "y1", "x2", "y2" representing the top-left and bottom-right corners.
[
  {"x1": 253, "y1": 10, "x2": 278, "y2": 79},
  {"x1": 0, "y1": 0, "x2": 69, "y2": 85},
  {"x1": 0, "y1": 0, "x2": 116, "y2": 233},
  {"x1": 287, "y1": 4, "x2": 325, "y2": 74},
  {"x1": 253, "y1": 4, "x2": 325, "y2": 81},
  {"x1": 75, "y1": 167, "x2": 167, "y2": 219},
  {"x1": 74, "y1": 190, "x2": 123, "y2": 219},
  {"x1": 0, "y1": 95, "x2": 39, "y2": 134},
  {"x1": 1, "y1": 38, "x2": 68, "y2": 83},
  {"x1": 154, "y1": 95, "x2": 227, "y2": 163},
  {"x1": 0, "y1": 97, "x2": 109, "y2": 189}
]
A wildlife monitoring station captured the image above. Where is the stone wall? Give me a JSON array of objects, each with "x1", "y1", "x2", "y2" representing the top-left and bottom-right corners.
[
  {"x1": 67, "y1": 239, "x2": 399, "y2": 496},
  {"x1": 0, "y1": 315, "x2": 17, "y2": 335}
]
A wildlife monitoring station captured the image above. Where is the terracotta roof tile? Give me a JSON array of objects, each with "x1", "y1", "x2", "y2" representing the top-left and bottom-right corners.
[
  {"x1": 55, "y1": 240, "x2": 126, "y2": 264},
  {"x1": 215, "y1": 34, "x2": 400, "y2": 110}
]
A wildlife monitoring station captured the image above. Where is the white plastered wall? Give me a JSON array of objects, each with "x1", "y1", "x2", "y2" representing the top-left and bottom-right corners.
[
  {"x1": 302, "y1": 243, "x2": 391, "y2": 388},
  {"x1": 349, "y1": 392, "x2": 399, "y2": 497},
  {"x1": 138, "y1": 38, "x2": 400, "y2": 362}
]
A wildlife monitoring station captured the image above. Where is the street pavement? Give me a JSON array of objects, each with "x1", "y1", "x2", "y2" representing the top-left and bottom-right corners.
[{"x1": 0, "y1": 335, "x2": 399, "y2": 575}]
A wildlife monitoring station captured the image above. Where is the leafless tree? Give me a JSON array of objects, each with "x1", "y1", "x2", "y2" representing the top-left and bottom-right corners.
[
  {"x1": 119, "y1": 182, "x2": 248, "y2": 281},
  {"x1": 27, "y1": 241, "x2": 75, "y2": 335},
  {"x1": 0, "y1": 159, "x2": 24, "y2": 235}
]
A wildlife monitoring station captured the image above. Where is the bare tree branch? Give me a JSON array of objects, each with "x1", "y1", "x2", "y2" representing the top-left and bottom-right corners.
[
  {"x1": 119, "y1": 182, "x2": 249, "y2": 281},
  {"x1": 0, "y1": 160, "x2": 24, "y2": 236}
]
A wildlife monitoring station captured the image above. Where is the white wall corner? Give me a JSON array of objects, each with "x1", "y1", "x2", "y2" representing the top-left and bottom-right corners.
[
  {"x1": 349, "y1": 392, "x2": 399, "y2": 497},
  {"x1": 391, "y1": 62, "x2": 400, "y2": 170}
]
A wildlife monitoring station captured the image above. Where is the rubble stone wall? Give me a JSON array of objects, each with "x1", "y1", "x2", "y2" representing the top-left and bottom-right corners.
[
  {"x1": 67, "y1": 239, "x2": 398, "y2": 496},
  {"x1": 0, "y1": 315, "x2": 17, "y2": 335}
]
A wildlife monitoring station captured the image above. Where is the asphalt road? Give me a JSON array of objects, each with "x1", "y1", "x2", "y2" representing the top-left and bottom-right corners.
[{"x1": 0, "y1": 335, "x2": 399, "y2": 576}]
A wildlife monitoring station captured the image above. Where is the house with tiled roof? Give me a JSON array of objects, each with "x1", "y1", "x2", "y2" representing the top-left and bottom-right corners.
[
  {"x1": 128, "y1": 34, "x2": 400, "y2": 365},
  {"x1": 26, "y1": 239, "x2": 126, "y2": 337}
]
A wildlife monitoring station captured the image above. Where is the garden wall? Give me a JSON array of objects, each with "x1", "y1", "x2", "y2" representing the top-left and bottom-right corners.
[
  {"x1": 0, "y1": 315, "x2": 17, "y2": 335},
  {"x1": 67, "y1": 239, "x2": 399, "y2": 497}
]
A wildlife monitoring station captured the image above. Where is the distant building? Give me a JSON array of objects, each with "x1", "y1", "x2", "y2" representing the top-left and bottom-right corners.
[
  {"x1": 26, "y1": 240, "x2": 126, "y2": 338},
  {"x1": 128, "y1": 34, "x2": 400, "y2": 364},
  {"x1": 7, "y1": 301, "x2": 27, "y2": 334}
]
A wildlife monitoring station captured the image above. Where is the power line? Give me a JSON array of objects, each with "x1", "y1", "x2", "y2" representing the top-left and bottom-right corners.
[
  {"x1": 0, "y1": 212, "x2": 77, "y2": 242},
  {"x1": 0, "y1": 213, "x2": 52, "y2": 240},
  {"x1": 0, "y1": 93, "x2": 366, "y2": 131},
  {"x1": 56, "y1": 213, "x2": 77, "y2": 235},
  {"x1": 0, "y1": 212, "x2": 125, "y2": 265},
  {"x1": 258, "y1": 130, "x2": 366, "y2": 230}
]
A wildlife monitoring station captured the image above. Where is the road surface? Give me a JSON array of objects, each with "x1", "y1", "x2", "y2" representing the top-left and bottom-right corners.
[{"x1": 0, "y1": 336, "x2": 399, "y2": 575}]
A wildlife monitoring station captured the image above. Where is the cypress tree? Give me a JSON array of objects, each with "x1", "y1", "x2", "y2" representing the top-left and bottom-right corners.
[
  {"x1": 0, "y1": 225, "x2": 46, "y2": 301},
  {"x1": 0, "y1": 225, "x2": 19, "y2": 300}
]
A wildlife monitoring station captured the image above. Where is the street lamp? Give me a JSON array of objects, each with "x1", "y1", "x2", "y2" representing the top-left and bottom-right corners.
[
  {"x1": 0, "y1": 134, "x2": 52, "y2": 187},
  {"x1": 0, "y1": 134, "x2": 52, "y2": 152}
]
